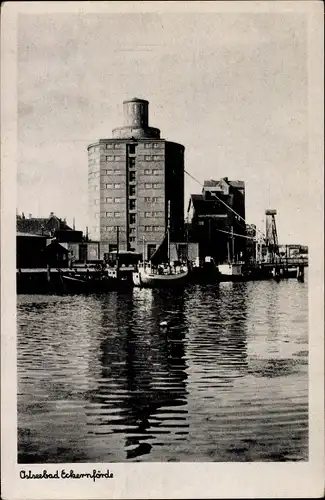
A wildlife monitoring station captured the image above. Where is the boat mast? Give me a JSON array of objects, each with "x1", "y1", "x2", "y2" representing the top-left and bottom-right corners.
[
  {"x1": 167, "y1": 200, "x2": 171, "y2": 264},
  {"x1": 227, "y1": 241, "x2": 231, "y2": 264},
  {"x1": 142, "y1": 236, "x2": 145, "y2": 264},
  {"x1": 231, "y1": 226, "x2": 235, "y2": 263},
  {"x1": 116, "y1": 226, "x2": 119, "y2": 271}
]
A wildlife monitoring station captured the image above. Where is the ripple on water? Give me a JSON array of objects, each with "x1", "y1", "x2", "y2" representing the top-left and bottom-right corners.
[{"x1": 17, "y1": 279, "x2": 308, "y2": 462}]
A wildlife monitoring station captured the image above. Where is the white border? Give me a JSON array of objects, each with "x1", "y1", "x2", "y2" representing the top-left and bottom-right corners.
[{"x1": 1, "y1": 2, "x2": 324, "y2": 499}]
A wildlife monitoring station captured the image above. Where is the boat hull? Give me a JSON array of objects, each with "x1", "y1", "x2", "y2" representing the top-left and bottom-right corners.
[
  {"x1": 61, "y1": 274, "x2": 113, "y2": 293},
  {"x1": 133, "y1": 268, "x2": 188, "y2": 288}
]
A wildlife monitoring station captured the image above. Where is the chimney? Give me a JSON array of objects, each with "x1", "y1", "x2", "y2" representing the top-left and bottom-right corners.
[
  {"x1": 28, "y1": 213, "x2": 32, "y2": 219},
  {"x1": 22, "y1": 212, "x2": 25, "y2": 219},
  {"x1": 50, "y1": 212, "x2": 54, "y2": 217}
]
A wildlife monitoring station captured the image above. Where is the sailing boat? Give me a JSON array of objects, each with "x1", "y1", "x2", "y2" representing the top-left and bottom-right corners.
[
  {"x1": 132, "y1": 201, "x2": 189, "y2": 287},
  {"x1": 217, "y1": 226, "x2": 244, "y2": 281}
]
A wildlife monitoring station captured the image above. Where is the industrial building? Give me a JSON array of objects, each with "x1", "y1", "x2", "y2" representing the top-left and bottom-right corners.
[
  {"x1": 187, "y1": 177, "x2": 246, "y2": 264},
  {"x1": 88, "y1": 98, "x2": 185, "y2": 261}
]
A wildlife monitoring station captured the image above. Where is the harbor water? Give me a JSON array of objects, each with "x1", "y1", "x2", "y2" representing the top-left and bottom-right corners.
[{"x1": 17, "y1": 278, "x2": 308, "y2": 462}]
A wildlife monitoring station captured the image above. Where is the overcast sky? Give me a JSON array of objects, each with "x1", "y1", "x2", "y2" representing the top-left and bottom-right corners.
[{"x1": 17, "y1": 10, "x2": 308, "y2": 244}]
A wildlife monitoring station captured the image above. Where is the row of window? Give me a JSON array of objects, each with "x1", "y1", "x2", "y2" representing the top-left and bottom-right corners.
[
  {"x1": 103, "y1": 169, "x2": 122, "y2": 175},
  {"x1": 98, "y1": 169, "x2": 162, "y2": 177},
  {"x1": 95, "y1": 196, "x2": 163, "y2": 205},
  {"x1": 90, "y1": 143, "x2": 162, "y2": 152},
  {"x1": 144, "y1": 226, "x2": 164, "y2": 232},
  {"x1": 104, "y1": 212, "x2": 122, "y2": 218},
  {"x1": 89, "y1": 171, "x2": 100, "y2": 178},
  {"x1": 144, "y1": 155, "x2": 162, "y2": 161},
  {"x1": 105, "y1": 143, "x2": 122, "y2": 149},
  {"x1": 102, "y1": 155, "x2": 162, "y2": 162},
  {"x1": 104, "y1": 197, "x2": 123, "y2": 203},
  {"x1": 104, "y1": 155, "x2": 122, "y2": 161},
  {"x1": 103, "y1": 226, "x2": 163, "y2": 232},
  {"x1": 144, "y1": 143, "x2": 162, "y2": 149},
  {"x1": 144, "y1": 211, "x2": 164, "y2": 217},
  {"x1": 144, "y1": 196, "x2": 163, "y2": 203},
  {"x1": 144, "y1": 183, "x2": 162, "y2": 189},
  {"x1": 89, "y1": 143, "x2": 163, "y2": 155},
  {"x1": 105, "y1": 183, "x2": 123, "y2": 189},
  {"x1": 144, "y1": 169, "x2": 161, "y2": 175},
  {"x1": 101, "y1": 211, "x2": 163, "y2": 218}
]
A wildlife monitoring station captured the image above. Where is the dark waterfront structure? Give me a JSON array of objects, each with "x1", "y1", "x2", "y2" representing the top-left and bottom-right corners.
[
  {"x1": 187, "y1": 177, "x2": 246, "y2": 264},
  {"x1": 246, "y1": 224, "x2": 257, "y2": 263},
  {"x1": 88, "y1": 98, "x2": 185, "y2": 260},
  {"x1": 16, "y1": 212, "x2": 100, "y2": 268}
]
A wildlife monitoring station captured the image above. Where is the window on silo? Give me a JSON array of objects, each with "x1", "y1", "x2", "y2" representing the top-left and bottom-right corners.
[
  {"x1": 128, "y1": 157, "x2": 136, "y2": 169},
  {"x1": 128, "y1": 144, "x2": 137, "y2": 154},
  {"x1": 129, "y1": 171, "x2": 136, "y2": 182},
  {"x1": 129, "y1": 185, "x2": 136, "y2": 196},
  {"x1": 130, "y1": 214, "x2": 136, "y2": 225},
  {"x1": 129, "y1": 199, "x2": 136, "y2": 210}
]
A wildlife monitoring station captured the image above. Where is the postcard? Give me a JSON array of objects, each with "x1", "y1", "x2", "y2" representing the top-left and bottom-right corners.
[{"x1": 1, "y1": 1, "x2": 324, "y2": 498}]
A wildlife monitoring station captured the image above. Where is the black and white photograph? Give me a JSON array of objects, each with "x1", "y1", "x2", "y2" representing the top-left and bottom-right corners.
[{"x1": 1, "y1": 1, "x2": 323, "y2": 499}]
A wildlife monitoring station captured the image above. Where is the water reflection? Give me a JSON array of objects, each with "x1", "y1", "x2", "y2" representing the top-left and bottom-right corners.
[
  {"x1": 87, "y1": 289, "x2": 189, "y2": 460},
  {"x1": 185, "y1": 283, "x2": 249, "y2": 389},
  {"x1": 17, "y1": 279, "x2": 308, "y2": 463}
]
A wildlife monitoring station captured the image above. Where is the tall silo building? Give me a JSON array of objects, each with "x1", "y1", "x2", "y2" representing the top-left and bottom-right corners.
[{"x1": 88, "y1": 98, "x2": 185, "y2": 260}]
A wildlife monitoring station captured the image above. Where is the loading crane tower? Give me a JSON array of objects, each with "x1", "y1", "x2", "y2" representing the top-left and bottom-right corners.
[{"x1": 265, "y1": 209, "x2": 280, "y2": 262}]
